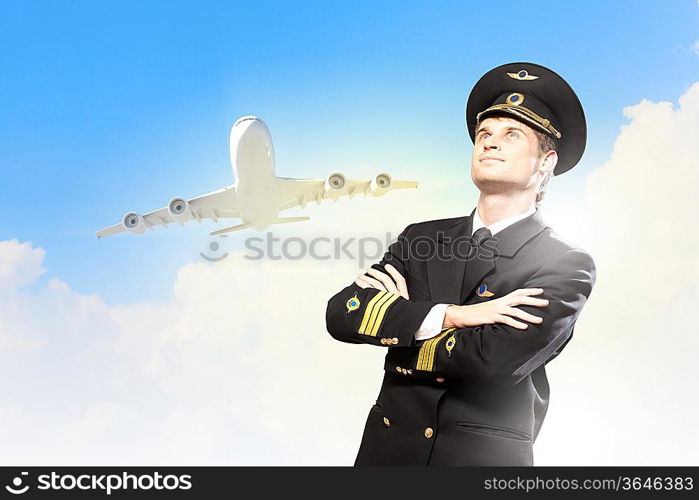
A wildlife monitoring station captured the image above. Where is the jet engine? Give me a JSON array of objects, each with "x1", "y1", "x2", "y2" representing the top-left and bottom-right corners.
[
  {"x1": 122, "y1": 212, "x2": 146, "y2": 234},
  {"x1": 370, "y1": 173, "x2": 392, "y2": 197},
  {"x1": 324, "y1": 172, "x2": 347, "y2": 200},
  {"x1": 167, "y1": 197, "x2": 192, "y2": 222}
]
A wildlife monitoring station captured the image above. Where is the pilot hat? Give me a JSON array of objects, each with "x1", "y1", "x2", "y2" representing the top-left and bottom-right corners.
[{"x1": 466, "y1": 62, "x2": 586, "y2": 175}]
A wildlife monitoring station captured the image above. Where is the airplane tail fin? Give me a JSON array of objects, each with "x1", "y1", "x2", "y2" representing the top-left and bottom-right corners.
[{"x1": 210, "y1": 217, "x2": 310, "y2": 236}]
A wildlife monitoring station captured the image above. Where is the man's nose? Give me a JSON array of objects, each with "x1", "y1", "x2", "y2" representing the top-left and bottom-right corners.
[{"x1": 483, "y1": 136, "x2": 500, "y2": 150}]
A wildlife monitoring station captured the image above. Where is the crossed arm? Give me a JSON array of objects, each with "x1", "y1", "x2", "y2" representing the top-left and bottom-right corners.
[
  {"x1": 325, "y1": 225, "x2": 596, "y2": 384},
  {"x1": 325, "y1": 224, "x2": 440, "y2": 348},
  {"x1": 355, "y1": 264, "x2": 550, "y2": 331}
]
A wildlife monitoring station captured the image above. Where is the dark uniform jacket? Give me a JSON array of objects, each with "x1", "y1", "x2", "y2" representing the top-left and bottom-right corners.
[{"x1": 325, "y1": 208, "x2": 596, "y2": 465}]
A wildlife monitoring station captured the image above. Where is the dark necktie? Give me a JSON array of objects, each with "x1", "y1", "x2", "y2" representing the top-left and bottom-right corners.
[
  {"x1": 461, "y1": 226, "x2": 493, "y2": 298},
  {"x1": 471, "y1": 227, "x2": 493, "y2": 250}
]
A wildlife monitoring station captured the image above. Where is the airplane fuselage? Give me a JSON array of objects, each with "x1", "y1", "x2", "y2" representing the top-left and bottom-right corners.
[{"x1": 230, "y1": 116, "x2": 280, "y2": 229}]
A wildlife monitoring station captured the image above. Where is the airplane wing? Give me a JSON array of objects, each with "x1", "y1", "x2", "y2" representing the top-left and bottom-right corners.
[
  {"x1": 96, "y1": 186, "x2": 239, "y2": 238},
  {"x1": 277, "y1": 174, "x2": 418, "y2": 211}
]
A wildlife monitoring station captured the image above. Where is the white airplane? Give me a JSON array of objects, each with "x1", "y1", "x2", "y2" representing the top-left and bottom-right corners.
[{"x1": 96, "y1": 116, "x2": 419, "y2": 239}]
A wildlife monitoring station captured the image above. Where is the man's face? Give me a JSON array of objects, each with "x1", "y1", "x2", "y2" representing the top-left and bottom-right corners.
[{"x1": 471, "y1": 115, "x2": 552, "y2": 195}]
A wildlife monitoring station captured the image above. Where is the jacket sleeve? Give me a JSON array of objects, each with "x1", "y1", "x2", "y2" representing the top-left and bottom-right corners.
[
  {"x1": 325, "y1": 224, "x2": 440, "y2": 348},
  {"x1": 410, "y1": 248, "x2": 596, "y2": 385}
]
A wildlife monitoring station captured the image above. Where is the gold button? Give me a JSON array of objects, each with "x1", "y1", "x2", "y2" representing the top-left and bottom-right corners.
[
  {"x1": 391, "y1": 337, "x2": 399, "y2": 345},
  {"x1": 380, "y1": 338, "x2": 387, "y2": 345},
  {"x1": 436, "y1": 377, "x2": 445, "y2": 383},
  {"x1": 383, "y1": 417, "x2": 391, "y2": 427},
  {"x1": 407, "y1": 369, "x2": 413, "y2": 375},
  {"x1": 424, "y1": 427, "x2": 434, "y2": 439}
]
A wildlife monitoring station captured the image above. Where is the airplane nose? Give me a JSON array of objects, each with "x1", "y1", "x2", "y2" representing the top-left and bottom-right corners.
[
  {"x1": 234, "y1": 115, "x2": 260, "y2": 127},
  {"x1": 232, "y1": 116, "x2": 271, "y2": 138},
  {"x1": 229, "y1": 115, "x2": 274, "y2": 169}
]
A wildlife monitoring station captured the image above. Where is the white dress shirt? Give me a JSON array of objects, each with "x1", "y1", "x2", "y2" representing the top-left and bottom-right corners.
[{"x1": 413, "y1": 206, "x2": 536, "y2": 340}]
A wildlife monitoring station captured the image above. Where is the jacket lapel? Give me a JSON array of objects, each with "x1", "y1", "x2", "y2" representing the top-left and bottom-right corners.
[
  {"x1": 425, "y1": 208, "x2": 548, "y2": 304},
  {"x1": 458, "y1": 208, "x2": 548, "y2": 304},
  {"x1": 427, "y1": 210, "x2": 473, "y2": 304}
]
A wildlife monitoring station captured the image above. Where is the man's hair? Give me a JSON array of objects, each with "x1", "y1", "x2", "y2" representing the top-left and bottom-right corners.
[{"x1": 532, "y1": 128, "x2": 557, "y2": 207}]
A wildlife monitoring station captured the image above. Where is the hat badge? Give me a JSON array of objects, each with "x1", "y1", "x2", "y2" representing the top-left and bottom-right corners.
[
  {"x1": 507, "y1": 69, "x2": 539, "y2": 81},
  {"x1": 506, "y1": 92, "x2": 524, "y2": 106}
]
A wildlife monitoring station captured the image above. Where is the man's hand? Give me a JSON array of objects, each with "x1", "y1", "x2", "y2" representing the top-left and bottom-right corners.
[
  {"x1": 443, "y1": 288, "x2": 548, "y2": 330},
  {"x1": 354, "y1": 264, "x2": 410, "y2": 300}
]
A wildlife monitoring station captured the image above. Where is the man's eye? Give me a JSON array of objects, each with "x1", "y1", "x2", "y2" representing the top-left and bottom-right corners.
[
  {"x1": 507, "y1": 131, "x2": 518, "y2": 139},
  {"x1": 480, "y1": 133, "x2": 490, "y2": 140}
]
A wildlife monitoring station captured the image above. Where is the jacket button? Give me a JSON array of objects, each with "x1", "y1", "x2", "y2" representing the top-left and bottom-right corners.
[
  {"x1": 436, "y1": 377, "x2": 445, "y2": 383},
  {"x1": 396, "y1": 366, "x2": 402, "y2": 373},
  {"x1": 383, "y1": 417, "x2": 391, "y2": 427},
  {"x1": 424, "y1": 427, "x2": 434, "y2": 439},
  {"x1": 391, "y1": 337, "x2": 399, "y2": 345}
]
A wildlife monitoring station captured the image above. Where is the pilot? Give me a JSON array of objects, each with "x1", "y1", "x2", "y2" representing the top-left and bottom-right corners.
[{"x1": 325, "y1": 62, "x2": 596, "y2": 465}]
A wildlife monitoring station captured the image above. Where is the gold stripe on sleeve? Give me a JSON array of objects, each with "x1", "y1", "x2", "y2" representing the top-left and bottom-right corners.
[
  {"x1": 363, "y1": 292, "x2": 393, "y2": 336},
  {"x1": 416, "y1": 328, "x2": 455, "y2": 371},
  {"x1": 367, "y1": 293, "x2": 400, "y2": 337},
  {"x1": 358, "y1": 291, "x2": 387, "y2": 334}
]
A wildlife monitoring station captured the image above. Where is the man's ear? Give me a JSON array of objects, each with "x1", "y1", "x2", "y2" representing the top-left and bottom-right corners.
[{"x1": 540, "y1": 150, "x2": 558, "y2": 174}]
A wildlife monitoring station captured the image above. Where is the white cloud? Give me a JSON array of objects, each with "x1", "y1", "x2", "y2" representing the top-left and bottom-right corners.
[
  {"x1": 536, "y1": 83, "x2": 699, "y2": 465},
  {"x1": 0, "y1": 238, "x2": 391, "y2": 464},
  {"x1": 0, "y1": 239, "x2": 45, "y2": 292}
]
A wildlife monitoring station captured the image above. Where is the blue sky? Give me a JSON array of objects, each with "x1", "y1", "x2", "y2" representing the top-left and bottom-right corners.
[{"x1": 2, "y1": 0, "x2": 698, "y2": 305}]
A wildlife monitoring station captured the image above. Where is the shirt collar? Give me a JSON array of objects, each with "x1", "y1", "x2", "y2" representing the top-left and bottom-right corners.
[{"x1": 471, "y1": 206, "x2": 537, "y2": 236}]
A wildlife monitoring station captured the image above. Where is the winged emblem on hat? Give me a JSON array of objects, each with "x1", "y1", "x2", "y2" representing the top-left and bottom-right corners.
[{"x1": 507, "y1": 69, "x2": 539, "y2": 81}]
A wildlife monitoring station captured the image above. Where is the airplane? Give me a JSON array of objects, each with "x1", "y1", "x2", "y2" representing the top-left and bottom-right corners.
[{"x1": 96, "y1": 116, "x2": 419, "y2": 238}]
